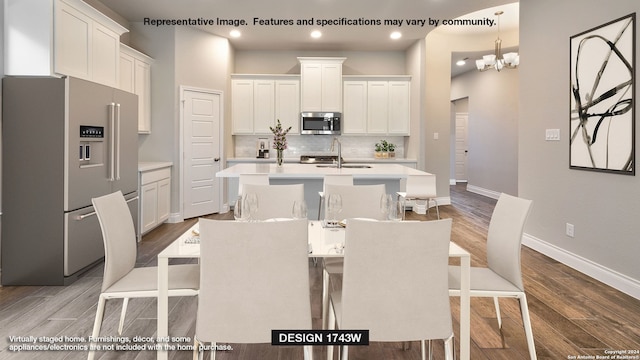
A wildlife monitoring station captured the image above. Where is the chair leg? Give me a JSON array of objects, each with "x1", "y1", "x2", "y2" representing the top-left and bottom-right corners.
[
  {"x1": 327, "y1": 298, "x2": 336, "y2": 360},
  {"x1": 322, "y1": 268, "x2": 330, "y2": 329},
  {"x1": 341, "y1": 346, "x2": 348, "y2": 360},
  {"x1": 444, "y1": 335, "x2": 455, "y2": 360},
  {"x1": 420, "y1": 340, "x2": 426, "y2": 360},
  {"x1": 118, "y1": 298, "x2": 129, "y2": 335},
  {"x1": 211, "y1": 342, "x2": 216, "y2": 360},
  {"x1": 192, "y1": 338, "x2": 200, "y2": 360},
  {"x1": 434, "y1": 199, "x2": 440, "y2": 219},
  {"x1": 493, "y1": 297, "x2": 502, "y2": 330},
  {"x1": 518, "y1": 294, "x2": 537, "y2": 360},
  {"x1": 88, "y1": 295, "x2": 107, "y2": 360},
  {"x1": 317, "y1": 196, "x2": 323, "y2": 220},
  {"x1": 303, "y1": 345, "x2": 313, "y2": 360}
]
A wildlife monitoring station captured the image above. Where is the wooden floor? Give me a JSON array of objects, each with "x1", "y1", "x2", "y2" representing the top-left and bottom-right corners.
[{"x1": 1, "y1": 184, "x2": 639, "y2": 359}]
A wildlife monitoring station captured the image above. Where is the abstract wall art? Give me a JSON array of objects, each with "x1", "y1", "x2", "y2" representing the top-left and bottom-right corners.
[{"x1": 570, "y1": 13, "x2": 635, "y2": 175}]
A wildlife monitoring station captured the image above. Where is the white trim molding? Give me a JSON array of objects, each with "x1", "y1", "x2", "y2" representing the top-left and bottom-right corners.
[
  {"x1": 523, "y1": 233, "x2": 640, "y2": 300},
  {"x1": 466, "y1": 184, "x2": 501, "y2": 200}
]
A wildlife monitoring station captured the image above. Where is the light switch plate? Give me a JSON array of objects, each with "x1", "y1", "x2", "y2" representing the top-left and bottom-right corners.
[{"x1": 545, "y1": 129, "x2": 560, "y2": 141}]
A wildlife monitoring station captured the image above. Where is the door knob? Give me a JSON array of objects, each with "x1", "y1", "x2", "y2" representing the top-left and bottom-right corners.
[{"x1": 214, "y1": 157, "x2": 220, "y2": 162}]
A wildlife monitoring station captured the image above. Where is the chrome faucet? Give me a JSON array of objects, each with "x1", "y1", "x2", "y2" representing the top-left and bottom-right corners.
[{"x1": 330, "y1": 137, "x2": 343, "y2": 168}]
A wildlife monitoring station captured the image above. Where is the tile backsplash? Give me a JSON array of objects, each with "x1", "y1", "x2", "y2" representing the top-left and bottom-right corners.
[{"x1": 234, "y1": 135, "x2": 405, "y2": 159}]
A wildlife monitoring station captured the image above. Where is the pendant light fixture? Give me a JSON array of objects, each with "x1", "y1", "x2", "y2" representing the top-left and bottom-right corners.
[{"x1": 476, "y1": 11, "x2": 519, "y2": 72}]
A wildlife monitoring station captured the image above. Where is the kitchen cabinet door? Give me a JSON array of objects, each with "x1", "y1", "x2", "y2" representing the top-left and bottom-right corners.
[
  {"x1": 55, "y1": 1, "x2": 92, "y2": 80},
  {"x1": 232, "y1": 79, "x2": 255, "y2": 134},
  {"x1": 135, "y1": 59, "x2": 152, "y2": 133},
  {"x1": 367, "y1": 81, "x2": 389, "y2": 134},
  {"x1": 141, "y1": 182, "x2": 159, "y2": 234},
  {"x1": 300, "y1": 63, "x2": 323, "y2": 111},
  {"x1": 321, "y1": 63, "x2": 343, "y2": 112},
  {"x1": 253, "y1": 80, "x2": 276, "y2": 134},
  {"x1": 342, "y1": 81, "x2": 368, "y2": 134},
  {"x1": 388, "y1": 81, "x2": 410, "y2": 135},
  {"x1": 119, "y1": 52, "x2": 135, "y2": 93},
  {"x1": 91, "y1": 22, "x2": 120, "y2": 88},
  {"x1": 157, "y1": 178, "x2": 171, "y2": 224},
  {"x1": 120, "y1": 45, "x2": 154, "y2": 134},
  {"x1": 275, "y1": 80, "x2": 300, "y2": 134}
]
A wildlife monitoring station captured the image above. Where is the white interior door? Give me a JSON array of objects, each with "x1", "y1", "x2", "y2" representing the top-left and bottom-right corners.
[
  {"x1": 182, "y1": 88, "x2": 222, "y2": 219},
  {"x1": 455, "y1": 112, "x2": 468, "y2": 182}
]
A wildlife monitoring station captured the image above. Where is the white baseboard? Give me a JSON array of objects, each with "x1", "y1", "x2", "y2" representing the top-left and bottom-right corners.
[
  {"x1": 466, "y1": 184, "x2": 501, "y2": 200},
  {"x1": 523, "y1": 233, "x2": 640, "y2": 300}
]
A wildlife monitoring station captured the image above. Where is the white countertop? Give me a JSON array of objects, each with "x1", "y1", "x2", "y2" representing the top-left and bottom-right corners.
[
  {"x1": 216, "y1": 163, "x2": 429, "y2": 179},
  {"x1": 227, "y1": 157, "x2": 417, "y2": 163},
  {"x1": 138, "y1": 161, "x2": 173, "y2": 172}
]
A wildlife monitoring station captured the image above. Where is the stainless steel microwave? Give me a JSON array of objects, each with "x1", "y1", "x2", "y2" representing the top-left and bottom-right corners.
[{"x1": 300, "y1": 112, "x2": 341, "y2": 135}]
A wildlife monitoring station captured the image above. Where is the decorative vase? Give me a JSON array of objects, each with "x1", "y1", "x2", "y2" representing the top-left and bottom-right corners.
[{"x1": 276, "y1": 149, "x2": 283, "y2": 167}]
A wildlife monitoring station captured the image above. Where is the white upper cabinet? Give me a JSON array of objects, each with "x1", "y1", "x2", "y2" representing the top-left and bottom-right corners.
[
  {"x1": 298, "y1": 57, "x2": 345, "y2": 112},
  {"x1": 4, "y1": 0, "x2": 128, "y2": 87},
  {"x1": 342, "y1": 81, "x2": 368, "y2": 134},
  {"x1": 367, "y1": 81, "x2": 390, "y2": 134},
  {"x1": 232, "y1": 75, "x2": 300, "y2": 135},
  {"x1": 120, "y1": 45, "x2": 154, "y2": 133},
  {"x1": 388, "y1": 81, "x2": 411, "y2": 135},
  {"x1": 342, "y1": 77, "x2": 411, "y2": 135},
  {"x1": 253, "y1": 80, "x2": 276, "y2": 134},
  {"x1": 275, "y1": 79, "x2": 301, "y2": 134}
]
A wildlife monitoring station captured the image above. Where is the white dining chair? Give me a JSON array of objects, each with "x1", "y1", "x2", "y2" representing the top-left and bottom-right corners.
[
  {"x1": 237, "y1": 173, "x2": 269, "y2": 197},
  {"x1": 88, "y1": 191, "x2": 199, "y2": 360},
  {"x1": 240, "y1": 183, "x2": 305, "y2": 220},
  {"x1": 317, "y1": 174, "x2": 353, "y2": 220},
  {"x1": 396, "y1": 174, "x2": 439, "y2": 219},
  {"x1": 448, "y1": 192, "x2": 536, "y2": 360},
  {"x1": 194, "y1": 218, "x2": 313, "y2": 360},
  {"x1": 327, "y1": 218, "x2": 454, "y2": 360},
  {"x1": 321, "y1": 183, "x2": 387, "y2": 329}
]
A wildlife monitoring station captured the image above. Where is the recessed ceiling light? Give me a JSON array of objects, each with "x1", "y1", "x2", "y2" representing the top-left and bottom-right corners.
[
  {"x1": 311, "y1": 30, "x2": 322, "y2": 39},
  {"x1": 390, "y1": 31, "x2": 402, "y2": 40},
  {"x1": 456, "y1": 57, "x2": 469, "y2": 66},
  {"x1": 229, "y1": 30, "x2": 241, "y2": 38}
]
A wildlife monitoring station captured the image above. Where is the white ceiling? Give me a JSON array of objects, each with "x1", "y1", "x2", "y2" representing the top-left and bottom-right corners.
[{"x1": 94, "y1": 0, "x2": 519, "y2": 75}]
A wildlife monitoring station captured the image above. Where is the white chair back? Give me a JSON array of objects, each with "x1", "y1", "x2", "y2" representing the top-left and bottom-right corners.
[
  {"x1": 486, "y1": 193, "x2": 533, "y2": 290},
  {"x1": 238, "y1": 173, "x2": 269, "y2": 196},
  {"x1": 322, "y1": 174, "x2": 353, "y2": 192},
  {"x1": 324, "y1": 184, "x2": 387, "y2": 220},
  {"x1": 197, "y1": 219, "x2": 311, "y2": 343},
  {"x1": 241, "y1": 183, "x2": 304, "y2": 220},
  {"x1": 340, "y1": 218, "x2": 453, "y2": 341},
  {"x1": 404, "y1": 174, "x2": 437, "y2": 198},
  {"x1": 91, "y1": 191, "x2": 137, "y2": 292}
]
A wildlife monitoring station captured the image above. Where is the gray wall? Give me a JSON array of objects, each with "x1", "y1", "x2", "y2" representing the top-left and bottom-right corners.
[
  {"x1": 128, "y1": 24, "x2": 234, "y2": 218},
  {"x1": 519, "y1": 0, "x2": 640, "y2": 293},
  {"x1": 451, "y1": 68, "x2": 519, "y2": 195}
]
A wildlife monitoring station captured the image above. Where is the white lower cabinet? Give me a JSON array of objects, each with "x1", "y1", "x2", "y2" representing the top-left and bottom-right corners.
[{"x1": 139, "y1": 165, "x2": 172, "y2": 235}]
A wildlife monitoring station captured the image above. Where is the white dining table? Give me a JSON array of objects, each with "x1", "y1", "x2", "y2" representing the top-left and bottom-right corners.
[{"x1": 156, "y1": 220, "x2": 471, "y2": 360}]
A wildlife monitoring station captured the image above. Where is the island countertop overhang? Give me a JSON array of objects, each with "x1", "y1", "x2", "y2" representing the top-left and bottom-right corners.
[{"x1": 216, "y1": 163, "x2": 431, "y2": 179}]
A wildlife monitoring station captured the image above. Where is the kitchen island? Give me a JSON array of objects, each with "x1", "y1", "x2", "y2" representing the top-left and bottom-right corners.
[{"x1": 217, "y1": 163, "x2": 432, "y2": 219}]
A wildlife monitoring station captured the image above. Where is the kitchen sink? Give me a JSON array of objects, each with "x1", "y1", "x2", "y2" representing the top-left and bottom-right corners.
[{"x1": 315, "y1": 164, "x2": 372, "y2": 168}]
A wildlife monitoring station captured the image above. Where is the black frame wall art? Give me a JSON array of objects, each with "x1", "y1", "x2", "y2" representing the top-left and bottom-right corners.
[{"x1": 570, "y1": 13, "x2": 636, "y2": 175}]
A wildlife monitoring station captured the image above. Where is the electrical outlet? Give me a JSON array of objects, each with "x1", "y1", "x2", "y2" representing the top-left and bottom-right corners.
[{"x1": 566, "y1": 223, "x2": 575, "y2": 238}]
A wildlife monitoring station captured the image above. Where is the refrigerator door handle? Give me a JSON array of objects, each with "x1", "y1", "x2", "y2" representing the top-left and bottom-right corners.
[
  {"x1": 115, "y1": 103, "x2": 121, "y2": 181},
  {"x1": 109, "y1": 103, "x2": 116, "y2": 181},
  {"x1": 75, "y1": 196, "x2": 139, "y2": 221}
]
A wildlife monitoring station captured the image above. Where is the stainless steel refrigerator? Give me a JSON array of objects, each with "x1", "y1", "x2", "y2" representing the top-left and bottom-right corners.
[{"x1": 2, "y1": 76, "x2": 139, "y2": 285}]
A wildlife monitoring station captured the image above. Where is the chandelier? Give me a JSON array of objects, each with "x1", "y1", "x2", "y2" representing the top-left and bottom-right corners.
[{"x1": 476, "y1": 11, "x2": 519, "y2": 72}]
